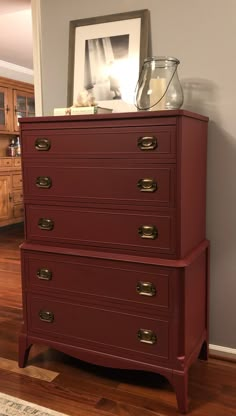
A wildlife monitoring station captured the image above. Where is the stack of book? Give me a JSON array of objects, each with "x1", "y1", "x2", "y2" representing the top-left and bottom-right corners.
[{"x1": 54, "y1": 106, "x2": 113, "y2": 116}]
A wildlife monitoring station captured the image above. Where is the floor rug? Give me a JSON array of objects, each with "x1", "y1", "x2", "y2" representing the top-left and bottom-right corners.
[{"x1": 0, "y1": 392, "x2": 69, "y2": 416}]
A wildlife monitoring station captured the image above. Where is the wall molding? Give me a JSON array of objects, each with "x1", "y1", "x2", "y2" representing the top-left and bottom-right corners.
[
  {"x1": 31, "y1": 0, "x2": 43, "y2": 116},
  {"x1": 0, "y1": 60, "x2": 33, "y2": 75},
  {"x1": 209, "y1": 344, "x2": 236, "y2": 360}
]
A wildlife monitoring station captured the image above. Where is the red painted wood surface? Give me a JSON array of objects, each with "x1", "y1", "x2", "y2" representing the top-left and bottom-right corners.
[
  {"x1": 23, "y1": 163, "x2": 175, "y2": 208},
  {"x1": 19, "y1": 110, "x2": 209, "y2": 414},
  {"x1": 25, "y1": 204, "x2": 176, "y2": 257},
  {"x1": 23, "y1": 250, "x2": 171, "y2": 311}
]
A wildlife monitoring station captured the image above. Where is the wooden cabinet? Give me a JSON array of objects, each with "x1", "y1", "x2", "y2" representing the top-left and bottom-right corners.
[
  {"x1": 19, "y1": 110, "x2": 209, "y2": 413},
  {"x1": 0, "y1": 173, "x2": 11, "y2": 222},
  {"x1": 0, "y1": 77, "x2": 34, "y2": 134},
  {"x1": 0, "y1": 158, "x2": 23, "y2": 226}
]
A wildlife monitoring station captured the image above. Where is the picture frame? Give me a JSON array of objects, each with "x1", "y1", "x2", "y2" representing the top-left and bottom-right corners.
[{"x1": 67, "y1": 10, "x2": 150, "y2": 108}]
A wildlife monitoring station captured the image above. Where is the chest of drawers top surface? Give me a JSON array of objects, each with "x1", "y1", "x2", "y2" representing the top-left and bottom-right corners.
[{"x1": 20, "y1": 109, "x2": 208, "y2": 128}]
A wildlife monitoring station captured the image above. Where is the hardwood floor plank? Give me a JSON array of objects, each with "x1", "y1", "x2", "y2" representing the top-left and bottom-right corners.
[
  {"x1": 0, "y1": 261, "x2": 21, "y2": 272},
  {"x1": 0, "y1": 357, "x2": 59, "y2": 382},
  {"x1": 0, "y1": 369, "x2": 113, "y2": 416}
]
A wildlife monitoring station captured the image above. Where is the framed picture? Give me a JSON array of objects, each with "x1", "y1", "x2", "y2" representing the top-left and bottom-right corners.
[{"x1": 67, "y1": 10, "x2": 150, "y2": 107}]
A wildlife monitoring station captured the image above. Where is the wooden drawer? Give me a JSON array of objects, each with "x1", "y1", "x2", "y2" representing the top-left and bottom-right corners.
[
  {"x1": 21, "y1": 126, "x2": 176, "y2": 160},
  {"x1": 13, "y1": 190, "x2": 23, "y2": 203},
  {"x1": 27, "y1": 295, "x2": 170, "y2": 361},
  {"x1": 12, "y1": 174, "x2": 22, "y2": 188},
  {"x1": 14, "y1": 158, "x2": 22, "y2": 167},
  {"x1": 0, "y1": 158, "x2": 13, "y2": 167},
  {"x1": 23, "y1": 250, "x2": 171, "y2": 311},
  {"x1": 23, "y1": 163, "x2": 175, "y2": 208},
  {"x1": 13, "y1": 204, "x2": 24, "y2": 218},
  {"x1": 25, "y1": 205, "x2": 176, "y2": 257},
  {"x1": 0, "y1": 158, "x2": 21, "y2": 168}
]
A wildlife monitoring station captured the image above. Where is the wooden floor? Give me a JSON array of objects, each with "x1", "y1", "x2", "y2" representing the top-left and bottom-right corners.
[{"x1": 0, "y1": 223, "x2": 236, "y2": 416}]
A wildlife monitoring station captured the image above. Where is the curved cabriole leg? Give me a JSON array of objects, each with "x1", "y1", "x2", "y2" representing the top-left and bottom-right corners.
[
  {"x1": 172, "y1": 371, "x2": 189, "y2": 414},
  {"x1": 18, "y1": 334, "x2": 32, "y2": 368}
]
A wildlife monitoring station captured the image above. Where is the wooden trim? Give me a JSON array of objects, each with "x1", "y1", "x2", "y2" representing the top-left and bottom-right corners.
[
  {"x1": 209, "y1": 344, "x2": 236, "y2": 362},
  {"x1": 0, "y1": 77, "x2": 33, "y2": 92},
  {"x1": 31, "y1": 0, "x2": 43, "y2": 116}
]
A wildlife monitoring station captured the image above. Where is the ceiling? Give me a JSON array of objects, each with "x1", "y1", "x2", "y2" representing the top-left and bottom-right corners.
[{"x1": 0, "y1": 0, "x2": 33, "y2": 70}]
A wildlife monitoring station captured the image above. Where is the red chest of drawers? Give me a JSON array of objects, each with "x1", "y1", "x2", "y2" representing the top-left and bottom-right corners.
[{"x1": 19, "y1": 110, "x2": 209, "y2": 413}]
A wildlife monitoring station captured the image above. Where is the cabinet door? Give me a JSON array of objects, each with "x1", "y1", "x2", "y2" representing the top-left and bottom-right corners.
[
  {"x1": 0, "y1": 87, "x2": 11, "y2": 132},
  {"x1": 0, "y1": 175, "x2": 11, "y2": 222},
  {"x1": 13, "y1": 89, "x2": 35, "y2": 131}
]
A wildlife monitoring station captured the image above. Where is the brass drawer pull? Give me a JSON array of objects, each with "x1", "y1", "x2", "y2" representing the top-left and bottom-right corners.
[
  {"x1": 138, "y1": 225, "x2": 158, "y2": 240},
  {"x1": 36, "y1": 176, "x2": 52, "y2": 188},
  {"x1": 38, "y1": 218, "x2": 54, "y2": 231},
  {"x1": 37, "y1": 268, "x2": 52, "y2": 281},
  {"x1": 35, "y1": 138, "x2": 51, "y2": 151},
  {"x1": 136, "y1": 281, "x2": 156, "y2": 296},
  {"x1": 137, "y1": 329, "x2": 157, "y2": 344},
  {"x1": 39, "y1": 310, "x2": 54, "y2": 323},
  {"x1": 137, "y1": 178, "x2": 157, "y2": 193},
  {"x1": 138, "y1": 136, "x2": 157, "y2": 151}
]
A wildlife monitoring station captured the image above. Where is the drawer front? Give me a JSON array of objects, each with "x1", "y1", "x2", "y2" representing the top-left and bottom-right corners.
[
  {"x1": 25, "y1": 205, "x2": 176, "y2": 256},
  {"x1": 28, "y1": 296, "x2": 169, "y2": 360},
  {"x1": 24, "y1": 251, "x2": 170, "y2": 310},
  {"x1": 14, "y1": 158, "x2": 22, "y2": 167},
  {"x1": 23, "y1": 164, "x2": 175, "y2": 208},
  {"x1": 12, "y1": 174, "x2": 22, "y2": 188},
  {"x1": 1, "y1": 158, "x2": 13, "y2": 167},
  {"x1": 13, "y1": 204, "x2": 24, "y2": 218},
  {"x1": 13, "y1": 190, "x2": 23, "y2": 203},
  {"x1": 22, "y1": 126, "x2": 176, "y2": 160}
]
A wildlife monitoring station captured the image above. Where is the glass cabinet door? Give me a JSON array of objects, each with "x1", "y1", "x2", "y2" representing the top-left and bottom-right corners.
[
  {"x1": 13, "y1": 90, "x2": 35, "y2": 131},
  {"x1": 0, "y1": 87, "x2": 10, "y2": 132},
  {"x1": 27, "y1": 96, "x2": 35, "y2": 117}
]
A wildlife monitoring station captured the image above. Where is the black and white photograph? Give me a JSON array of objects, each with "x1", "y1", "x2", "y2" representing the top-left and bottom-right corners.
[
  {"x1": 67, "y1": 10, "x2": 150, "y2": 107},
  {"x1": 84, "y1": 34, "x2": 129, "y2": 101}
]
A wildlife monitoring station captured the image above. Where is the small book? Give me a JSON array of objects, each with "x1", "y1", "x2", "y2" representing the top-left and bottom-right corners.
[
  {"x1": 53, "y1": 106, "x2": 113, "y2": 116},
  {"x1": 71, "y1": 106, "x2": 113, "y2": 115},
  {"x1": 53, "y1": 107, "x2": 71, "y2": 116}
]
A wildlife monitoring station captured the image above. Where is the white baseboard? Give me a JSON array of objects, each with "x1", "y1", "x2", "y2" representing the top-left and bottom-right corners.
[{"x1": 209, "y1": 344, "x2": 236, "y2": 360}]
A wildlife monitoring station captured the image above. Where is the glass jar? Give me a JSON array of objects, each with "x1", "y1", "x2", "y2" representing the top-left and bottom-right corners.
[{"x1": 135, "y1": 56, "x2": 184, "y2": 111}]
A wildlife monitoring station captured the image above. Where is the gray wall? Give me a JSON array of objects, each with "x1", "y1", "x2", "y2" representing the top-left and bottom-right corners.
[{"x1": 39, "y1": 0, "x2": 236, "y2": 349}]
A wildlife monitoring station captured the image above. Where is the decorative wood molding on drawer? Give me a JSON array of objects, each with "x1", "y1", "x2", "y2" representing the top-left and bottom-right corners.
[
  {"x1": 28, "y1": 295, "x2": 170, "y2": 364},
  {"x1": 25, "y1": 205, "x2": 176, "y2": 258},
  {"x1": 22, "y1": 249, "x2": 172, "y2": 314},
  {"x1": 21, "y1": 126, "x2": 177, "y2": 160},
  {"x1": 23, "y1": 163, "x2": 176, "y2": 209}
]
